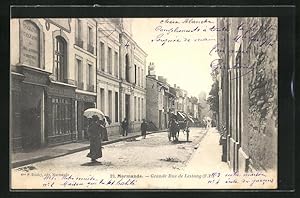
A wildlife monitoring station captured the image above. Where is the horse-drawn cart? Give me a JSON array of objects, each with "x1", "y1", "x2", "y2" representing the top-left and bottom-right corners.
[{"x1": 168, "y1": 112, "x2": 194, "y2": 142}]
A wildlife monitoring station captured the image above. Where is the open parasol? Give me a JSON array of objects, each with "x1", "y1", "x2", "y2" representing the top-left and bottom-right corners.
[{"x1": 83, "y1": 108, "x2": 105, "y2": 119}]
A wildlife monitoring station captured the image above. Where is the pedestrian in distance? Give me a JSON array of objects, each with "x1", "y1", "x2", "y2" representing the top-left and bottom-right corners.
[
  {"x1": 141, "y1": 119, "x2": 148, "y2": 139},
  {"x1": 101, "y1": 117, "x2": 109, "y2": 141},
  {"x1": 86, "y1": 115, "x2": 104, "y2": 162},
  {"x1": 121, "y1": 118, "x2": 129, "y2": 136},
  {"x1": 169, "y1": 118, "x2": 179, "y2": 142}
]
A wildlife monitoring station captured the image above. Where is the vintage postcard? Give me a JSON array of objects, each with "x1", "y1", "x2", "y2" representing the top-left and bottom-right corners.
[{"x1": 10, "y1": 16, "x2": 278, "y2": 190}]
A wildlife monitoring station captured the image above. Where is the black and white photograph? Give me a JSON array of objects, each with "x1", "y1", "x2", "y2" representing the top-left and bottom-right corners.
[{"x1": 10, "y1": 16, "x2": 278, "y2": 189}]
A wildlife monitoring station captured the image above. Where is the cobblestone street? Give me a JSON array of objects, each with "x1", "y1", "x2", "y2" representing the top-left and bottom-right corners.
[{"x1": 12, "y1": 128, "x2": 208, "y2": 174}]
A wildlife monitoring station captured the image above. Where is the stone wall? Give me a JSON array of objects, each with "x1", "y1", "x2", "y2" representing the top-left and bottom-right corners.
[
  {"x1": 244, "y1": 17, "x2": 278, "y2": 171},
  {"x1": 217, "y1": 17, "x2": 278, "y2": 172}
]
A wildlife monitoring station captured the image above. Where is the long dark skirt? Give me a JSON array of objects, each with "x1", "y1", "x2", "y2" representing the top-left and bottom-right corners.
[{"x1": 87, "y1": 137, "x2": 102, "y2": 160}]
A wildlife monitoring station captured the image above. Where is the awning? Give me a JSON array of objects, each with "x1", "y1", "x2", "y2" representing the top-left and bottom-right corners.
[
  {"x1": 187, "y1": 115, "x2": 194, "y2": 123},
  {"x1": 177, "y1": 112, "x2": 186, "y2": 120}
]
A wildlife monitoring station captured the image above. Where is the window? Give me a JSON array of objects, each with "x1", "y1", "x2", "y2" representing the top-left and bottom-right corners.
[
  {"x1": 100, "y1": 88, "x2": 105, "y2": 111},
  {"x1": 134, "y1": 96, "x2": 137, "y2": 121},
  {"x1": 76, "y1": 59, "x2": 83, "y2": 89},
  {"x1": 87, "y1": 64, "x2": 93, "y2": 91},
  {"x1": 108, "y1": 90, "x2": 112, "y2": 120},
  {"x1": 88, "y1": 26, "x2": 93, "y2": 45},
  {"x1": 114, "y1": 51, "x2": 118, "y2": 77},
  {"x1": 138, "y1": 97, "x2": 140, "y2": 121},
  {"x1": 100, "y1": 42, "x2": 105, "y2": 71},
  {"x1": 89, "y1": 64, "x2": 93, "y2": 85},
  {"x1": 108, "y1": 47, "x2": 112, "y2": 74},
  {"x1": 141, "y1": 69, "x2": 144, "y2": 87},
  {"x1": 75, "y1": 19, "x2": 83, "y2": 48},
  {"x1": 50, "y1": 97, "x2": 72, "y2": 136},
  {"x1": 87, "y1": 26, "x2": 94, "y2": 54},
  {"x1": 54, "y1": 36, "x2": 67, "y2": 82},
  {"x1": 134, "y1": 64, "x2": 137, "y2": 84},
  {"x1": 141, "y1": 98, "x2": 144, "y2": 119},
  {"x1": 125, "y1": 54, "x2": 130, "y2": 82},
  {"x1": 138, "y1": 67, "x2": 140, "y2": 86},
  {"x1": 115, "y1": 92, "x2": 119, "y2": 122}
]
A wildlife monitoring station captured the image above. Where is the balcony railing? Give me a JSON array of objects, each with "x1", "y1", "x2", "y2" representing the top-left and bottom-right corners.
[
  {"x1": 77, "y1": 81, "x2": 84, "y2": 90},
  {"x1": 87, "y1": 44, "x2": 94, "y2": 54},
  {"x1": 87, "y1": 84, "x2": 94, "y2": 92},
  {"x1": 75, "y1": 37, "x2": 84, "y2": 48}
]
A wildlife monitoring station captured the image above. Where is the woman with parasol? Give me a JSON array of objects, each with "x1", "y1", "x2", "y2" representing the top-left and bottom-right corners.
[{"x1": 84, "y1": 108, "x2": 105, "y2": 162}]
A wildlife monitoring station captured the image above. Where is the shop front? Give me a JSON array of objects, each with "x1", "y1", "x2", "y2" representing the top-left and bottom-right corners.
[
  {"x1": 46, "y1": 82, "x2": 76, "y2": 146},
  {"x1": 75, "y1": 92, "x2": 96, "y2": 141},
  {"x1": 11, "y1": 18, "x2": 50, "y2": 151},
  {"x1": 11, "y1": 65, "x2": 50, "y2": 151},
  {"x1": 11, "y1": 72, "x2": 24, "y2": 151}
]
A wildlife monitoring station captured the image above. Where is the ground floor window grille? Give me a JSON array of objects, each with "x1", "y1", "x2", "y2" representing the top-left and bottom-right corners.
[{"x1": 50, "y1": 97, "x2": 72, "y2": 135}]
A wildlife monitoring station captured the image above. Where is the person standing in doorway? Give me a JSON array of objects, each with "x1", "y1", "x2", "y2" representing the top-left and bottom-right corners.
[
  {"x1": 141, "y1": 119, "x2": 148, "y2": 139},
  {"x1": 121, "y1": 118, "x2": 129, "y2": 136}
]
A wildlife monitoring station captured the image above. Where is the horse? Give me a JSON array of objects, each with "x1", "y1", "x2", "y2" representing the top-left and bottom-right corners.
[{"x1": 168, "y1": 119, "x2": 180, "y2": 142}]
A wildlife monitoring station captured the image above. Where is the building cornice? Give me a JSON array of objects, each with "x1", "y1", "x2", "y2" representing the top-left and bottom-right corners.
[{"x1": 75, "y1": 89, "x2": 97, "y2": 96}]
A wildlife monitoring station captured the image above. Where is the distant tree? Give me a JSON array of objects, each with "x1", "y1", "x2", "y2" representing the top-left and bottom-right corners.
[{"x1": 207, "y1": 80, "x2": 219, "y2": 114}]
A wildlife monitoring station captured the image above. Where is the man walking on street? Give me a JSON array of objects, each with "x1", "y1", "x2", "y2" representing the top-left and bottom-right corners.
[
  {"x1": 141, "y1": 119, "x2": 148, "y2": 139},
  {"x1": 121, "y1": 118, "x2": 129, "y2": 136}
]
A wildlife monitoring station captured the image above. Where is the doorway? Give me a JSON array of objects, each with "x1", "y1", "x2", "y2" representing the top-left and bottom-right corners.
[
  {"x1": 159, "y1": 110, "x2": 162, "y2": 129},
  {"x1": 125, "y1": 94, "x2": 130, "y2": 121},
  {"x1": 21, "y1": 84, "x2": 43, "y2": 150}
]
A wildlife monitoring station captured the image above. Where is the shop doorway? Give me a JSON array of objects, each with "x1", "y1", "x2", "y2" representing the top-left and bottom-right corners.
[
  {"x1": 20, "y1": 84, "x2": 43, "y2": 150},
  {"x1": 125, "y1": 94, "x2": 130, "y2": 121}
]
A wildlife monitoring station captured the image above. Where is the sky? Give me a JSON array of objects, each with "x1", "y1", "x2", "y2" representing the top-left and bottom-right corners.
[{"x1": 130, "y1": 18, "x2": 218, "y2": 97}]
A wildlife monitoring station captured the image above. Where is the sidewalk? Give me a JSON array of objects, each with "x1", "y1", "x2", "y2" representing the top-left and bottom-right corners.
[
  {"x1": 11, "y1": 130, "x2": 165, "y2": 168},
  {"x1": 185, "y1": 127, "x2": 230, "y2": 172}
]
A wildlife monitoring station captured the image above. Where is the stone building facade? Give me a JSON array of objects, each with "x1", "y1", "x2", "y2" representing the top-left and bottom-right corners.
[
  {"x1": 217, "y1": 17, "x2": 278, "y2": 172},
  {"x1": 146, "y1": 75, "x2": 169, "y2": 130},
  {"x1": 96, "y1": 18, "x2": 147, "y2": 136},
  {"x1": 73, "y1": 18, "x2": 97, "y2": 141},
  {"x1": 11, "y1": 18, "x2": 77, "y2": 150},
  {"x1": 10, "y1": 18, "x2": 147, "y2": 151}
]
